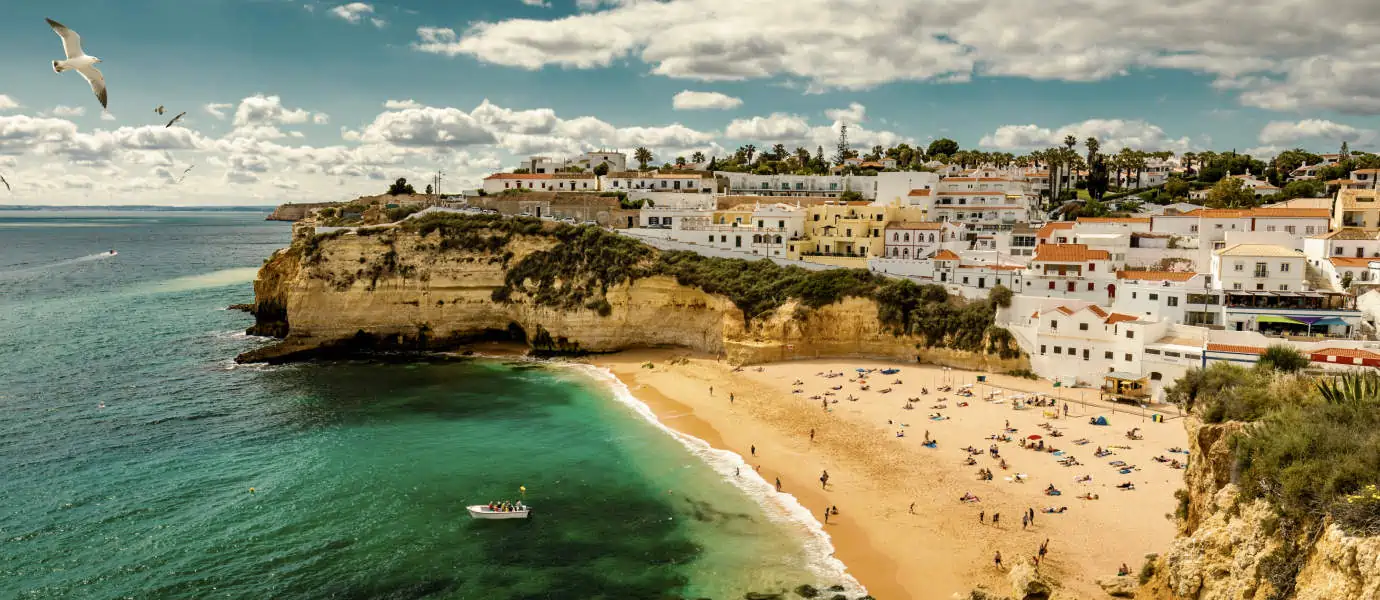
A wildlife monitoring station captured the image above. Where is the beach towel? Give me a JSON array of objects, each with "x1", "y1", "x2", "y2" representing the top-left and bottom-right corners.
[
  {"x1": 1092, "y1": 416, "x2": 1109, "y2": 426},
  {"x1": 1072, "y1": 439, "x2": 1090, "y2": 445},
  {"x1": 1118, "y1": 468, "x2": 1133, "y2": 475},
  {"x1": 929, "y1": 416, "x2": 948, "y2": 421},
  {"x1": 1109, "y1": 460, "x2": 1127, "y2": 467},
  {"x1": 922, "y1": 441, "x2": 937, "y2": 448}
]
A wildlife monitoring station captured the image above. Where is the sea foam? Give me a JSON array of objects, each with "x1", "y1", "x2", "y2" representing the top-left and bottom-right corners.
[{"x1": 569, "y1": 363, "x2": 867, "y2": 597}]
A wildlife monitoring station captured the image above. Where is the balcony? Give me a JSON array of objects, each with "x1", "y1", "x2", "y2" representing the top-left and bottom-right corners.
[{"x1": 1253, "y1": 269, "x2": 1269, "y2": 278}]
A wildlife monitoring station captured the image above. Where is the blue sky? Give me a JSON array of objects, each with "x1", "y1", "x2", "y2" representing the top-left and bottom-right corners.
[{"x1": 2, "y1": 0, "x2": 1379, "y2": 204}]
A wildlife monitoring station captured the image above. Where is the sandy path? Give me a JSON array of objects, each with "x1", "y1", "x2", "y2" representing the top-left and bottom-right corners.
[{"x1": 585, "y1": 351, "x2": 1188, "y2": 599}]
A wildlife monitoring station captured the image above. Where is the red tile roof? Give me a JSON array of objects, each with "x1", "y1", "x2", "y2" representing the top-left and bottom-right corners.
[
  {"x1": 1087, "y1": 305, "x2": 1109, "y2": 318},
  {"x1": 1174, "y1": 208, "x2": 1329, "y2": 219},
  {"x1": 907, "y1": 189, "x2": 932, "y2": 197},
  {"x1": 1036, "y1": 222, "x2": 1074, "y2": 239},
  {"x1": 1034, "y1": 243, "x2": 1111, "y2": 262},
  {"x1": 485, "y1": 172, "x2": 597, "y2": 180},
  {"x1": 934, "y1": 249, "x2": 961, "y2": 261},
  {"x1": 1206, "y1": 343, "x2": 1266, "y2": 355},
  {"x1": 1310, "y1": 347, "x2": 1380, "y2": 360},
  {"x1": 1115, "y1": 271, "x2": 1200, "y2": 282},
  {"x1": 1104, "y1": 313, "x2": 1138, "y2": 325},
  {"x1": 1076, "y1": 217, "x2": 1151, "y2": 224},
  {"x1": 1329, "y1": 257, "x2": 1375, "y2": 267}
]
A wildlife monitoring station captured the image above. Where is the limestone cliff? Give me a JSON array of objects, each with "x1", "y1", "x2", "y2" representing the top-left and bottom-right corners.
[
  {"x1": 266, "y1": 202, "x2": 340, "y2": 221},
  {"x1": 237, "y1": 218, "x2": 1026, "y2": 371},
  {"x1": 1136, "y1": 419, "x2": 1380, "y2": 600}
]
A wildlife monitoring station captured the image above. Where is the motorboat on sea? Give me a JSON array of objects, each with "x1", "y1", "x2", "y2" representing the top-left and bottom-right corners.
[
  {"x1": 467, "y1": 502, "x2": 530, "y2": 520},
  {"x1": 106, "y1": 249, "x2": 118, "y2": 256}
]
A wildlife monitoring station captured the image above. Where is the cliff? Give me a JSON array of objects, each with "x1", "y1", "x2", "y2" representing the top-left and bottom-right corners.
[
  {"x1": 266, "y1": 202, "x2": 341, "y2": 222},
  {"x1": 1136, "y1": 419, "x2": 1380, "y2": 600},
  {"x1": 237, "y1": 214, "x2": 1026, "y2": 371}
]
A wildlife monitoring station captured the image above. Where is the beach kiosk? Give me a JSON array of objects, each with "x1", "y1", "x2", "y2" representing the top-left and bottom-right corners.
[{"x1": 1101, "y1": 372, "x2": 1150, "y2": 405}]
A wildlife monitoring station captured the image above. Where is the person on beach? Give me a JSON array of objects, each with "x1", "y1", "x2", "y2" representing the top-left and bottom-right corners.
[
  {"x1": 735, "y1": 467, "x2": 740, "y2": 477},
  {"x1": 820, "y1": 470, "x2": 829, "y2": 489},
  {"x1": 821, "y1": 399, "x2": 827, "y2": 411},
  {"x1": 1039, "y1": 539, "x2": 1049, "y2": 561},
  {"x1": 751, "y1": 445, "x2": 756, "y2": 456},
  {"x1": 1063, "y1": 403, "x2": 1069, "y2": 416},
  {"x1": 831, "y1": 505, "x2": 838, "y2": 516},
  {"x1": 909, "y1": 502, "x2": 915, "y2": 514},
  {"x1": 993, "y1": 512, "x2": 1000, "y2": 526},
  {"x1": 710, "y1": 386, "x2": 713, "y2": 396},
  {"x1": 1029, "y1": 507, "x2": 1035, "y2": 524},
  {"x1": 729, "y1": 392, "x2": 734, "y2": 403},
  {"x1": 1022, "y1": 514, "x2": 1028, "y2": 529},
  {"x1": 994, "y1": 551, "x2": 1003, "y2": 569},
  {"x1": 979, "y1": 510, "x2": 985, "y2": 523},
  {"x1": 810, "y1": 428, "x2": 816, "y2": 442},
  {"x1": 775, "y1": 477, "x2": 782, "y2": 492},
  {"x1": 823, "y1": 508, "x2": 830, "y2": 524}
]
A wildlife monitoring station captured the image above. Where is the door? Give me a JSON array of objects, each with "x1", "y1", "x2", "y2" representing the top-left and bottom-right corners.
[{"x1": 536, "y1": 207, "x2": 542, "y2": 218}]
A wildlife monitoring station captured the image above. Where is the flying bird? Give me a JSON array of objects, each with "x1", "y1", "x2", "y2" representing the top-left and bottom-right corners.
[
  {"x1": 0, "y1": 175, "x2": 10, "y2": 192},
  {"x1": 165, "y1": 111, "x2": 186, "y2": 128},
  {"x1": 46, "y1": 18, "x2": 107, "y2": 110},
  {"x1": 176, "y1": 165, "x2": 194, "y2": 184},
  {"x1": 154, "y1": 105, "x2": 165, "y2": 115}
]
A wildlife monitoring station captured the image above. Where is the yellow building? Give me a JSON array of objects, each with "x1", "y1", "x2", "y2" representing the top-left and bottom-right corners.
[
  {"x1": 1333, "y1": 188, "x2": 1380, "y2": 229},
  {"x1": 786, "y1": 201, "x2": 927, "y2": 266}
]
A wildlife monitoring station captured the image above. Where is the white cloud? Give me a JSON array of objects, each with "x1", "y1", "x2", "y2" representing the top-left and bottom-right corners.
[
  {"x1": 978, "y1": 119, "x2": 1195, "y2": 153},
  {"x1": 0, "y1": 95, "x2": 21, "y2": 111},
  {"x1": 271, "y1": 177, "x2": 301, "y2": 190},
  {"x1": 49, "y1": 105, "x2": 86, "y2": 118},
  {"x1": 1258, "y1": 119, "x2": 1373, "y2": 146},
  {"x1": 100, "y1": 112, "x2": 116, "y2": 121},
  {"x1": 313, "y1": 113, "x2": 330, "y2": 125},
  {"x1": 370, "y1": 18, "x2": 387, "y2": 28},
  {"x1": 384, "y1": 99, "x2": 423, "y2": 110},
  {"x1": 411, "y1": 0, "x2": 1380, "y2": 114},
  {"x1": 671, "y1": 90, "x2": 742, "y2": 111},
  {"x1": 824, "y1": 102, "x2": 866, "y2": 125},
  {"x1": 356, "y1": 105, "x2": 497, "y2": 148},
  {"x1": 725, "y1": 113, "x2": 810, "y2": 141},
  {"x1": 520, "y1": 0, "x2": 551, "y2": 6},
  {"x1": 329, "y1": 2, "x2": 375, "y2": 24},
  {"x1": 204, "y1": 103, "x2": 233, "y2": 120}
]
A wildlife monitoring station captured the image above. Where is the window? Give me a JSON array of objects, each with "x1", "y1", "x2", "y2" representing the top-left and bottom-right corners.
[
  {"x1": 1306, "y1": 226, "x2": 1316, "y2": 234},
  {"x1": 1165, "y1": 352, "x2": 1181, "y2": 358},
  {"x1": 709, "y1": 235, "x2": 714, "y2": 243},
  {"x1": 1126, "y1": 330, "x2": 1135, "y2": 339},
  {"x1": 1131, "y1": 292, "x2": 1137, "y2": 299},
  {"x1": 1048, "y1": 281, "x2": 1056, "y2": 290},
  {"x1": 1234, "y1": 263, "x2": 1244, "y2": 271},
  {"x1": 1053, "y1": 346, "x2": 1061, "y2": 354},
  {"x1": 1285, "y1": 226, "x2": 1296, "y2": 234},
  {"x1": 778, "y1": 220, "x2": 784, "y2": 229},
  {"x1": 1168, "y1": 296, "x2": 1179, "y2": 307},
  {"x1": 1083, "y1": 349, "x2": 1090, "y2": 360},
  {"x1": 1125, "y1": 353, "x2": 1133, "y2": 361},
  {"x1": 1067, "y1": 282, "x2": 1076, "y2": 292},
  {"x1": 1105, "y1": 351, "x2": 1114, "y2": 359},
  {"x1": 734, "y1": 236, "x2": 741, "y2": 247},
  {"x1": 1049, "y1": 320, "x2": 1057, "y2": 329},
  {"x1": 1280, "y1": 263, "x2": 1290, "y2": 272},
  {"x1": 1256, "y1": 283, "x2": 1265, "y2": 290},
  {"x1": 1040, "y1": 345, "x2": 1046, "y2": 355},
  {"x1": 1215, "y1": 224, "x2": 1223, "y2": 229},
  {"x1": 1146, "y1": 349, "x2": 1161, "y2": 355},
  {"x1": 963, "y1": 277, "x2": 969, "y2": 285},
  {"x1": 1335, "y1": 247, "x2": 1344, "y2": 256},
  {"x1": 1087, "y1": 282, "x2": 1094, "y2": 291},
  {"x1": 1079, "y1": 323, "x2": 1089, "y2": 331},
  {"x1": 1233, "y1": 282, "x2": 1242, "y2": 290},
  {"x1": 1190, "y1": 225, "x2": 1199, "y2": 233},
  {"x1": 1279, "y1": 284, "x2": 1289, "y2": 291},
  {"x1": 1149, "y1": 293, "x2": 1159, "y2": 300},
  {"x1": 1266, "y1": 225, "x2": 1277, "y2": 232},
  {"x1": 1088, "y1": 263, "x2": 1096, "y2": 271}
]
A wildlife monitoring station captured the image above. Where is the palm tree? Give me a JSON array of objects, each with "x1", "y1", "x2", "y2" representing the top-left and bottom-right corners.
[
  {"x1": 675, "y1": 156, "x2": 687, "y2": 168},
  {"x1": 634, "y1": 147, "x2": 653, "y2": 170},
  {"x1": 744, "y1": 144, "x2": 757, "y2": 165},
  {"x1": 691, "y1": 151, "x2": 705, "y2": 164},
  {"x1": 772, "y1": 143, "x2": 787, "y2": 161},
  {"x1": 1085, "y1": 137, "x2": 1100, "y2": 167},
  {"x1": 1182, "y1": 152, "x2": 1196, "y2": 175},
  {"x1": 1064, "y1": 135, "x2": 1077, "y2": 151}
]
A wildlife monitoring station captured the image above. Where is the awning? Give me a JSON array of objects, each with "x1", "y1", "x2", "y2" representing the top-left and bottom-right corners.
[
  {"x1": 1105, "y1": 371, "x2": 1144, "y2": 381},
  {"x1": 1313, "y1": 317, "x2": 1351, "y2": 326},
  {"x1": 1257, "y1": 315, "x2": 1307, "y2": 325}
]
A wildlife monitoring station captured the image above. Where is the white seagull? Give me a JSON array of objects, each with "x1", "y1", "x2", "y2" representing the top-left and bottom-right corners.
[
  {"x1": 176, "y1": 165, "x2": 195, "y2": 184},
  {"x1": 0, "y1": 174, "x2": 10, "y2": 192},
  {"x1": 165, "y1": 111, "x2": 186, "y2": 128},
  {"x1": 46, "y1": 18, "x2": 107, "y2": 110}
]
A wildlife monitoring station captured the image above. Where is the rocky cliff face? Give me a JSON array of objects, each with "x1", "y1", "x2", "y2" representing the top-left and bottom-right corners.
[
  {"x1": 266, "y1": 202, "x2": 340, "y2": 222},
  {"x1": 237, "y1": 223, "x2": 1026, "y2": 372},
  {"x1": 1137, "y1": 420, "x2": 1380, "y2": 600}
]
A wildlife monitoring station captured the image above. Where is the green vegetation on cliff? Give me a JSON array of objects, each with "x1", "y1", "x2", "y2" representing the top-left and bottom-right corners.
[
  {"x1": 1168, "y1": 365, "x2": 1380, "y2": 539},
  {"x1": 391, "y1": 212, "x2": 1020, "y2": 358}
]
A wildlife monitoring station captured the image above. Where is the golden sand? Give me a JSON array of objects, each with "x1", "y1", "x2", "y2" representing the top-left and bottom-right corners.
[{"x1": 585, "y1": 351, "x2": 1188, "y2": 599}]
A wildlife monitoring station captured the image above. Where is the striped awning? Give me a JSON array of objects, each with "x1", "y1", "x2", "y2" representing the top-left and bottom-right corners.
[{"x1": 1256, "y1": 315, "x2": 1306, "y2": 325}]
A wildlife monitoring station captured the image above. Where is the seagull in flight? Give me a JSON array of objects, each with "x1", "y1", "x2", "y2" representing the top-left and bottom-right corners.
[
  {"x1": 0, "y1": 175, "x2": 10, "y2": 192},
  {"x1": 176, "y1": 165, "x2": 194, "y2": 184},
  {"x1": 154, "y1": 105, "x2": 165, "y2": 115},
  {"x1": 46, "y1": 18, "x2": 107, "y2": 110},
  {"x1": 165, "y1": 111, "x2": 186, "y2": 128}
]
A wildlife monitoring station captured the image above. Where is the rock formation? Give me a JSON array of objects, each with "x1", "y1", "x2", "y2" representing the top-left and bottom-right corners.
[
  {"x1": 266, "y1": 202, "x2": 340, "y2": 222},
  {"x1": 237, "y1": 216, "x2": 1027, "y2": 371}
]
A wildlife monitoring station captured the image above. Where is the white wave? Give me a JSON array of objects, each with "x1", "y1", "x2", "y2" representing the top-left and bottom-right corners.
[
  {"x1": 567, "y1": 363, "x2": 867, "y2": 597},
  {"x1": 0, "y1": 252, "x2": 116, "y2": 276}
]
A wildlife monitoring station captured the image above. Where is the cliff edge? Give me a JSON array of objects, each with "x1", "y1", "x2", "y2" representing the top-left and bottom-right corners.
[
  {"x1": 266, "y1": 202, "x2": 340, "y2": 222},
  {"x1": 237, "y1": 213, "x2": 1026, "y2": 372}
]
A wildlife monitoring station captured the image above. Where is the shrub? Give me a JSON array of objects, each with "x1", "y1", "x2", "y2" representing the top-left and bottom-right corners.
[{"x1": 1257, "y1": 345, "x2": 1309, "y2": 373}]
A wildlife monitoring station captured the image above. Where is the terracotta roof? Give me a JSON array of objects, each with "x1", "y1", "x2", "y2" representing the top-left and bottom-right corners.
[
  {"x1": 1104, "y1": 313, "x2": 1138, "y2": 325},
  {"x1": 1034, "y1": 243, "x2": 1111, "y2": 262},
  {"x1": 1173, "y1": 208, "x2": 1329, "y2": 219},
  {"x1": 958, "y1": 263, "x2": 1024, "y2": 271},
  {"x1": 1076, "y1": 217, "x2": 1151, "y2": 224},
  {"x1": 888, "y1": 222, "x2": 946, "y2": 230},
  {"x1": 1206, "y1": 343, "x2": 1266, "y2": 355},
  {"x1": 931, "y1": 204, "x2": 1025, "y2": 210},
  {"x1": 1216, "y1": 244, "x2": 1304, "y2": 258},
  {"x1": 934, "y1": 249, "x2": 961, "y2": 261},
  {"x1": 1036, "y1": 222, "x2": 1075, "y2": 239},
  {"x1": 1327, "y1": 179, "x2": 1363, "y2": 185},
  {"x1": 1088, "y1": 305, "x2": 1109, "y2": 318},
  {"x1": 1329, "y1": 257, "x2": 1375, "y2": 267},
  {"x1": 486, "y1": 172, "x2": 596, "y2": 180},
  {"x1": 1115, "y1": 271, "x2": 1200, "y2": 282},
  {"x1": 1055, "y1": 306, "x2": 1075, "y2": 315},
  {"x1": 908, "y1": 189, "x2": 932, "y2": 197},
  {"x1": 1314, "y1": 228, "x2": 1380, "y2": 240},
  {"x1": 1310, "y1": 347, "x2": 1380, "y2": 360},
  {"x1": 1026, "y1": 172, "x2": 1050, "y2": 177},
  {"x1": 1354, "y1": 169, "x2": 1380, "y2": 174}
]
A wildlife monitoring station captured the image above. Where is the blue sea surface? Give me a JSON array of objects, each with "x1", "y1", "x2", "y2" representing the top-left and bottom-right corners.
[{"x1": 0, "y1": 210, "x2": 842, "y2": 599}]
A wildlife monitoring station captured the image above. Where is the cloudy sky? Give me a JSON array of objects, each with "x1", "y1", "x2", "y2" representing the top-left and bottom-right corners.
[{"x1": 3, "y1": 0, "x2": 1380, "y2": 205}]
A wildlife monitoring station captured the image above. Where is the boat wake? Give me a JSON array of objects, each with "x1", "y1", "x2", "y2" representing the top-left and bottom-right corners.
[
  {"x1": 0, "y1": 251, "x2": 117, "y2": 278},
  {"x1": 570, "y1": 364, "x2": 867, "y2": 597}
]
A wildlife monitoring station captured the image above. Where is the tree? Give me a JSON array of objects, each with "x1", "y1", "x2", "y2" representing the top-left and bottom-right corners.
[
  {"x1": 1341, "y1": 141, "x2": 1351, "y2": 159},
  {"x1": 772, "y1": 144, "x2": 787, "y2": 161},
  {"x1": 1280, "y1": 178, "x2": 1324, "y2": 200},
  {"x1": 1164, "y1": 177, "x2": 1190, "y2": 200},
  {"x1": 593, "y1": 163, "x2": 610, "y2": 177},
  {"x1": 833, "y1": 125, "x2": 851, "y2": 166},
  {"x1": 1273, "y1": 148, "x2": 1321, "y2": 177},
  {"x1": 387, "y1": 177, "x2": 415, "y2": 196},
  {"x1": 1087, "y1": 153, "x2": 1111, "y2": 200},
  {"x1": 512, "y1": 168, "x2": 531, "y2": 174},
  {"x1": 1085, "y1": 137, "x2": 1100, "y2": 167},
  {"x1": 744, "y1": 144, "x2": 757, "y2": 165},
  {"x1": 675, "y1": 156, "x2": 687, "y2": 168},
  {"x1": 425, "y1": 184, "x2": 433, "y2": 195},
  {"x1": 634, "y1": 147, "x2": 653, "y2": 170},
  {"x1": 690, "y1": 151, "x2": 705, "y2": 164},
  {"x1": 1205, "y1": 176, "x2": 1256, "y2": 208},
  {"x1": 1257, "y1": 344, "x2": 1310, "y2": 373},
  {"x1": 1342, "y1": 271, "x2": 1355, "y2": 290},
  {"x1": 927, "y1": 138, "x2": 959, "y2": 158}
]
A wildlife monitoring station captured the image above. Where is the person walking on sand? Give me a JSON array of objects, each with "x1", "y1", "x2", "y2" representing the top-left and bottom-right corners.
[
  {"x1": 823, "y1": 507, "x2": 830, "y2": 524},
  {"x1": 751, "y1": 445, "x2": 756, "y2": 456},
  {"x1": 710, "y1": 386, "x2": 713, "y2": 396},
  {"x1": 730, "y1": 392, "x2": 734, "y2": 403},
  {"x1": 810, "y1": 428, "x2": 816, "y2": 442},
  {"x1": 775, "y1": 477, "x2": 782, "y2": 492},
  {"x1": 993, "y1": 512, "x2": 1000, "y2": 526},
  {"x1": 909, "y1": 502, "x2": 916, "y2": 514},
  {"x1": 979, "y1": 510, "x2": 985, "y2": 523},
  {"x1": 820, "y1": 470, "x2": 829, "y2": 489},
  {"x1": 735, "y1": 467, "x2": 740, "y2": 477},
  {"x1": 1028, "y1": 507, "x2": 1035, "y2": 524},
  {"x1": 1022, "y1": 514, "x2": 1028, "y2": 529},
  {"x1": 994, "y1": 551, "x2": 1003, "y2": 569}
]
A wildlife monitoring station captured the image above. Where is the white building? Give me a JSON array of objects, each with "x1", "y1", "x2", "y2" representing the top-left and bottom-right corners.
[
  {"x1": 882, "y1": 222, "x2": 957, "y2": 260},
  {"x1": 482, "y1": 173, "x2": 599, "y2": 195},
  {"x1": 520, "y1": 151, "x2": 628, "y2": 174},
  {"x1": 873, "y1": 171, "x2": 941, "y2": 207},
  {"x1": 1151, "y1": 208, "x2": 1330, "y2": 246},
  {"x1": 1021, "y1": 243, "x2": 1117, "y2": 302},
  {"x1": 715, "y1": 172, "x2": 876, "y2": 199},
  {"x1": 1230, "y1": 172, "x2": 1281, "y2": 198},
  {"x1": 1212, "y1": 244, "x2": 1306, "y2": 293},
  {"x1": 603, "y1": 171, "x2": 714, "y2": 195}
]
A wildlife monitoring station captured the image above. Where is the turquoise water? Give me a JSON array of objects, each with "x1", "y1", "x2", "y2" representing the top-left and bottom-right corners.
[{"x1": 0, "y1": 210, "x2": 850, "y2": 599}]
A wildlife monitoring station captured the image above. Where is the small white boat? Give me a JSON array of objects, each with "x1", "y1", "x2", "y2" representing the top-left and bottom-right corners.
[{"x1": 467, "y1": 504, "x2": 531, "y2": 520}]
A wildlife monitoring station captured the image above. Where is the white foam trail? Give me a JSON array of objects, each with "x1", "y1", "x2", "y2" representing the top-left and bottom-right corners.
[
  {"x1": 150, "y1": 267, "x2": 258, "y2": 294},
  {"x1": 567, "y1": 363, "x2": 867, "y2": 597},
  {"x1": 0, "y1": 252, "x2": 116, "y2": 276}
]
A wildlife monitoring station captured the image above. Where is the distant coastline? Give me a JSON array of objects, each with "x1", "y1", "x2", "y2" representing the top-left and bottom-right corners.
[{"x1": 0, "y1": 205, "x2": 277, "y2": 211}]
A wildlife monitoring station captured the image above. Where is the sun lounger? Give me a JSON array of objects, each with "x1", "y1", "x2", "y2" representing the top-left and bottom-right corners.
[{"x1": 1108, "y1": 460, "x2": 1127, "y2": 467}]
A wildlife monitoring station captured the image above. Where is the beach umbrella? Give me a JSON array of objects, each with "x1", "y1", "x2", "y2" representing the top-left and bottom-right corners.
[
  {"x1": 1027, "y1": 435, "x2": 1042, "y2": 440},
  {"x1": 856, "y1": 368, "x2": 867, "y2": 372}
]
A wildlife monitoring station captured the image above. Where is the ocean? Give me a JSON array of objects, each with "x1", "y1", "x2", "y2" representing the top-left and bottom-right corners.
[{"x1": 0, "y1": 210, "x2": 856, "y2": 599}]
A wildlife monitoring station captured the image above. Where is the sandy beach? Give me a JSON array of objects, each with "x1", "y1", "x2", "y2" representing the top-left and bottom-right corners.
[{"x1": 585, "y1": 351, "x2": 1189, "y2": 599}]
